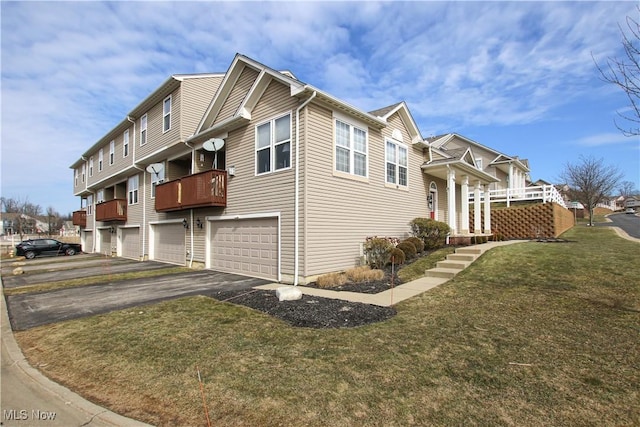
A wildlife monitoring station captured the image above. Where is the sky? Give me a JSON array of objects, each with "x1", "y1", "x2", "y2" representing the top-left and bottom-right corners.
[{"x1": 1, "y1": 1, "x2": 639, "y2": 216}]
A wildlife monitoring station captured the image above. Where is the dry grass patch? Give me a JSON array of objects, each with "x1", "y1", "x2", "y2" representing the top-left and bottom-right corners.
[
  {"x1": 345, "y1": 265, "x2": 384, "y2": 282},
  {"x1": 14, "y1": 226, "x2": 640, "y2": 427},
  {"x1": 315, "y1": 272, "x2": 347, "y2": 288}
]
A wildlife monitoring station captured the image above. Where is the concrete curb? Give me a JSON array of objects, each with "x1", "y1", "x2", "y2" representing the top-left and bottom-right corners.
[{"x1": 1, "y1": 281, "x2": 153, "y2": 427}]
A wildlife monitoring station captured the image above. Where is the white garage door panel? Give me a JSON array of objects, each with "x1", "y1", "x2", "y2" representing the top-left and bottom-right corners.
[
  {"x1": 83, "y1": 231, "x2": 93, "y2": 254},
  {"x1": 121, "y1": 228, "x2": 139, "y2": 260},
  {"x1": 99, "y1": 229, "x2": 111, "y2": 256},
  {"x1": 210, "y1": 218, "x2": 278, "y2": 280},
  {"x1": 153, "y1": 223, "x2": 186, "y2": 265}
]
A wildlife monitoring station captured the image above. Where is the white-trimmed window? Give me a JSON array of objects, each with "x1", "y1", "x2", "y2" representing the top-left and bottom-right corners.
[
  {"x1": 109, "y1": 141, "x2": 115, "y2": 165},
  {"x1": 256, "y1": 113, "x2": 291, "y2": 175},
  {"x1": 163, "y1": 96, "x2": 171, "y2": 132},
  {"x1": 96, "y1": 189, "x2": 104, "y2": 203},
  {"x1": 385, "y1": 139, "x2": 408, "y2": 187},
  {"x1": 335, "y1": 119, "x2": 367, "y2": 177},
  {"x1": 140, "y1": 114, "x2": 147, "y2": 146},
  {"x1": 81, "y1": 164, "x2": 86, "y2": 183},
  {"x1": 475, "y1": 158, "x2": 483, "y2": 170},
  {"x1": 150, "y1": 163, "x2": 165, "y2": 198},
  {"x1": 86, "y1": 195, "x2": 93, "y2": 215},
  {"x1": 75, "y1": 169, "x2": 79, "y2": 187},
  {"x1": 98, "y1": 149, "x2": 104, "y2": 171},
  {"x1": 128, "y1": 175, "x2": 139, "y2": 205},
  {"x1": 123, "y1": 130, "x2": 129, "y2": 157},
  {"x1": 89, "y1": 157, "x2": 94, "y2": 177}
]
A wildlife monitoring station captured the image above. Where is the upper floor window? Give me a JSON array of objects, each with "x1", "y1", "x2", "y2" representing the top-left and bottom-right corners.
[
  {"x1": 335, "y1": 119, "x2": 367, "y2": 177},
  {"x1": 109, "y1": 141, "x2": 115, "y2": 165},
  {"x1": 75, "y1": 169, "x2": 79, "y2": 187},
  {"x1": 86, "y1": 195, "x2": 93, "y2": 215},
  {"x1": 98, "y1": 149, "x2": 104, "y2": 171},
  {"x1": 150, "y1": 163, "x2": 165, "y2": 198},
  {"x1": 140, "y1": 114, "x2": 147, "y2": 146},
  {"x1": 128, "y1": 175, "x2": 139, "y2": 205},
  {"x1": 81, "y1": 165, "x2": 86, "y2": 183},
  {"x1": 123, "y1": 130, "x2": 129, "y2": 157},
  {"x1": 163, "y1": 96, "x2": 171, "y2": 132},
  {"x1": 89, "y1": 157, "x2": 94, "y2": 177},
  {"x1": 96, "y1": 189, "x2": 104, "y2": 203},
  {"x1": 385, "y1": 139, "x2": 408, "y2": 187},
  {"x1": 475, "y1": 158, "x2": 483, "y2": 170},
  {"x1": 256, "y1": 113, "x2": 291, "y2": 175}
]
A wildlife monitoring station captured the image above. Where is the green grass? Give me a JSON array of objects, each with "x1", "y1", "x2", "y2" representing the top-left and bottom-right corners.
[
  {"x1": 397, "y1": 246, "x2": 455, "y2": 282},
  {"x1": 15, "y1": 226, "x2": 640, "y2": 426}
]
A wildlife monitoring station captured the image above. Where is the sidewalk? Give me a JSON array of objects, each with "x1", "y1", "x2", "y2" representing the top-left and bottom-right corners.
[{"x1": 257, "y1": 240, "x2": 523, "y2": 306}]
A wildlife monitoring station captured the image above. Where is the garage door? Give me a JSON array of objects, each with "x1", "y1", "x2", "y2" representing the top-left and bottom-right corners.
[
  {"x1": 82, "y1": 231, "x2": 93, "y2": 254},
  {"x1": 98, "y1": 229, "x2": 111, "y2": 256},
  {"x1": 120, "y1": 227, "x2": 140, "y2": 260},
  {"x1": 210, "y1": 217, "x2": 278, "y2": 280},
  {"x1": 152, "y1": 223, "x2": 186, "y2": 265}
]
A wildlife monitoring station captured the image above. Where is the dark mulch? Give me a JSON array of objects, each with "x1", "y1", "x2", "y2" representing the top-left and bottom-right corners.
[{"x1": 209, "y1": 289, "x2": 397, "y2": 329}]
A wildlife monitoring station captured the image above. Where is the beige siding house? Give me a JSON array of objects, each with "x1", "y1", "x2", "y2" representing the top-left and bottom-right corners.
[{"x1": 71, "y1": 54, "x2": 532, "y2": 284}]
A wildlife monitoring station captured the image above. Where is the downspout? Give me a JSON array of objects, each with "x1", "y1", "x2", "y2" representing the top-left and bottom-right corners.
[
  {"x1": 128, "y1": 115, "x2": 146, "y2": 261},
  {"x1": 185, "y1": 140, "x2": 195, "y2": 267},
  {"x1": 294, "y1": 91, "x2": 317, "y2": 286}
]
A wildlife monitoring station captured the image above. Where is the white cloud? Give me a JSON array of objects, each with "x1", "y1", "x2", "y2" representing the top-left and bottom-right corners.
[{"x1": 576, "y1": 133, "x2": 638, "y2": 147}]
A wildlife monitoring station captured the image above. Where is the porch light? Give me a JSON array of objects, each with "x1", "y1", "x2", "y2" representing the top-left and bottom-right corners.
[
  {"x1": 182, "y1": 218, "x2": 189, "y2": 229},
  {"x1": 196, "y1": 218, "x2": 203, "y2": 229}
]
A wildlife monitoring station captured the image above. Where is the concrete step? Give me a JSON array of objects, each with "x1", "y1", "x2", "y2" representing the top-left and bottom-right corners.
[
  {"x1": 424, "y1": 267, "x2": 462, "y2": 279},
  {"x1": 455, "y1": 247, "x2": 483, "y2": 255},
  {"x1": 447, "y1": 253, "x2": 477, "y2": 262},
  {"x1": 437, "y1": 260, "x2": 471, "y2": 270}
]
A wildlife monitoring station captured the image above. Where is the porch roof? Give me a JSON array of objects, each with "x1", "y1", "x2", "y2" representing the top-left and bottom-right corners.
[{"x1": 421, "y1": 158, "x2": 498, "y2": 185}]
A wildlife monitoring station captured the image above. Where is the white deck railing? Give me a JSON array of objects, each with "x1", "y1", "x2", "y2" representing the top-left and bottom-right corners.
[{"x1": 469, "y1": 185, "x2": 567, "y2": 208}]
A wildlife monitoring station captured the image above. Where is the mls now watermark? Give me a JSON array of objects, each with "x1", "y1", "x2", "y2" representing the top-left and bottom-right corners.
[{"x1": 3, "y1": 409, "x2": 57, "y2": 422}]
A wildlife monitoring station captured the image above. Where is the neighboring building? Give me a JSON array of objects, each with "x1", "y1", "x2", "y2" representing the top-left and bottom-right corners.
[
  {"x1": 70, "y1": 54, "x2": 545, "y2": 284},
  {"x1": 625, "y1": 196, "x2": 640, "y2": 211}
]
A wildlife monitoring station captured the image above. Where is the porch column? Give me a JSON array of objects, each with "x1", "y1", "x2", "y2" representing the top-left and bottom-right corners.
[
  {"x1": 460, "y1": 175, "x2": 469, "y2": 234},
  {"x1": 507, "y1": 163, "x2": 514, "y2": 206},
  {"x1": 447, "y1": 167, "x2": 457, "y2": 234},
  {"x1": 483, "y1": 184, "x2": 491, "y2": 233},
  {"x1": 474, "y1": 180, "x2": 482, "y2": 234}
]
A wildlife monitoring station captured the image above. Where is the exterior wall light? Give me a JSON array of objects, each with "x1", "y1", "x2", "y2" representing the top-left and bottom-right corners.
[
  {"x1": 227, "y1": 165, "x2": 236, "y2": 176},
  {"x1": 182, "y1": 218, "x2": 189, "y2": 229}
]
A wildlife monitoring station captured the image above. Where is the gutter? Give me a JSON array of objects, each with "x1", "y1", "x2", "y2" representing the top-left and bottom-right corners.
[
  {"x1": 184, "y1": 140, "x2": 195, "y2": 268},
  {"x1": 294, "y1": 91, "x2": 316, "y2": 286},
  {"x1": 127, "y1": 116, "x2": 146, "y2": 260}
]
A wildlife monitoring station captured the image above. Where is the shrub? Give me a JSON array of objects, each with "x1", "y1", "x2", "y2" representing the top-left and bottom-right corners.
[
  {"x1": 405, "y1": 237, "x2": 425, "y2": 253},
  {"x1": 364, "y1": 237, "x2": 393, "y2": 269},
  {"x1": 316, "y1": 272, "x2": 347, "y2": 288},
  {"x1": 388, "y1": 247, "x2": 406, "y2": 265},
  {"x1": 396, "y1": 241, "x2": 417, "y2": 259},
  {"x1": 410, "y1": 218, "x2": 451, "y2": 250},
  {"x1": 345, "y1": 266, "x2": 385, "y2": 283}
]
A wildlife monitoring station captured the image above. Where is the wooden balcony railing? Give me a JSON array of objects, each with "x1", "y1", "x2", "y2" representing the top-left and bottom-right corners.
[
  {"x1": 96, "y1": 199, "x2": 127, "y2": 221},
  {"x1": 72, "y1": 210, "x2": 87, "y2": 227},
  {"x1": 155, "y1": 170, "x2": 227, "y2": 212}
]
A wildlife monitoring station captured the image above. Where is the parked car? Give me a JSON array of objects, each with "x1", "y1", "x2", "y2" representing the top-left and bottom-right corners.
[
  {"x1": 625, "y1": 208, "x2": 636, "y2": 214},
  {"x1": 15, "y1": 239, "x2": 82, "y2": 259}
]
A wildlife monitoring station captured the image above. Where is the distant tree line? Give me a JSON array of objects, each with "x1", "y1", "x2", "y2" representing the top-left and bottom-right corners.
[{"x1": 1, "y1": 196, "x2": 71, "y2": 239}]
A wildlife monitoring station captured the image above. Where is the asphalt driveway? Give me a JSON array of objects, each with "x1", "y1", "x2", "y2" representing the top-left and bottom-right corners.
[{"x1": 3, "y1": 256, "x2": 271, "y2": 331}]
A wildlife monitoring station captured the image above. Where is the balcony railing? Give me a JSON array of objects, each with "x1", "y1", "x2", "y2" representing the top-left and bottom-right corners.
[
  {"x1": 155, "y1": 169, "x2": 227, "y2": 212},
  {"x1": 72, "y1": 210, "x2": 87, "y2": 227},
  {"x1": 96, "y1": 199, "x2": 127, "y2": 221},
  {"x1": 469, "y1": 185, "x2": 567, "y2": 208}
]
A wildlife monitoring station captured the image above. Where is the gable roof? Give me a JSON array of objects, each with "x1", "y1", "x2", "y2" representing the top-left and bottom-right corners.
[{"x1": 370, "y1": 102, "x2": 424, "y2": 145}]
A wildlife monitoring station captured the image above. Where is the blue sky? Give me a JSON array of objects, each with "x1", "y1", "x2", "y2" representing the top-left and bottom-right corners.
[{"x1": 1, "y1": 1, "x2": 639, "y2": 216}]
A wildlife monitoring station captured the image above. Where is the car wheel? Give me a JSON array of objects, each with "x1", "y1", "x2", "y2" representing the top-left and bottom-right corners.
[
  {"x1": 24, "y1": 251, "x2": 36, "y2": 260},
  {"x1": 65, "y1": 248, "x2": 77, "y2": 256}
]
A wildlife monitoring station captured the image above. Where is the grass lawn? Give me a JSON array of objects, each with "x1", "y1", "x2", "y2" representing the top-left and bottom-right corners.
[{"x1": 14, "y1": 226, "x2": 640, "y2": 426}]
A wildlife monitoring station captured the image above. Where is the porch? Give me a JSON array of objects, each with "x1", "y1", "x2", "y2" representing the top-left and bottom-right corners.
[
  {"x1": 470, "y1": 184, "x2": 567, "y2": 208},
  {"x1": 155, "y1": 169, "x2": 227, "y2": 212}
]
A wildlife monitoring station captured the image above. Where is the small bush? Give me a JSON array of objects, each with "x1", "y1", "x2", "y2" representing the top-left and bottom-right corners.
[
  {"x1": 316, "y1": 272, "x2": 347, "y2": 288},
  {"x1": 405, "y1": 237, "x2": 425, "y2": 253},
  {"x1": 396, "y1": 241, "x2": 417, "y2": 259},
  {"x1": 364, "y1": 237, "x2": 393, "y2": 269},
  {"x1": 410, "y1": 218, "x2": 451, "y2": 250},
  {"x1": 345, "y1": 266, "x2": 385, "y2": 283},
  {"x1": 388, "y1": 247, "x2": 406, "y2": 265}
]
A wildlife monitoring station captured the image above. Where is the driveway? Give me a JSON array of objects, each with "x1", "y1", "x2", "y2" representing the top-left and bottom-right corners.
[
  {"x1": 3, "y1": 256, "x2": 271, "y2": 331},
  {"x1": 598, "y1": 212, "x2": 640, "y2": 239}
]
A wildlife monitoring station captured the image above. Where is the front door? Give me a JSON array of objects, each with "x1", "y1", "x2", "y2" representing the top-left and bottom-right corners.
[{"x1": 428, "y1": 182, "x2": 438, "y2": 220}]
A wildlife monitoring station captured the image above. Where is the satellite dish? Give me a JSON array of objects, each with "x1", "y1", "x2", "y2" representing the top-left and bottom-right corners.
[
  {"x1": 146, "y1": 163, "x2": 164, "y2": 176},
  {"x1": 203, "y1": 138, "x2": 225, "y2": 152}
]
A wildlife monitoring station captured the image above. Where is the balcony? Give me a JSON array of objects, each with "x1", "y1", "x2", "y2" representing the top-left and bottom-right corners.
[
  {"x1": 96, "y1": 199, "x2": 127, "y2": 222},
  {"x1": 72, "y1": 210, "x2": 87, "y2": 227},
  {"x1": 155, "y1": 169, "x2": 227, "y2": 212}
]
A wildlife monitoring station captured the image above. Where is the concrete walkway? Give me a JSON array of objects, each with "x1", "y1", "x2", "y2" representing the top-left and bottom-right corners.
[{"x1": 257, "y1": 240, "x2": 523, "y2": 306}]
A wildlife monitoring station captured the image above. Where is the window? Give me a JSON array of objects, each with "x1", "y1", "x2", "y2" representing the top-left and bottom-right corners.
[
  {"x1": 475, "y1": 158, "x2": 483, "y2": 170},
  {"x1": 140, "y1": 114, "x2": 147, "y2": 146},
  {"x1": 335, "y1": 119, "x2": 367, "y2": 177},
  {"x1": 163, "y1": 96, "x2": 171, "y2": 132},
  {"x1": 256, "y1": 113, "x2": 291, "y2": 175},
  {"x1": 89, "y1": 157, "x2": 94, "y2": 177},
  {"x1": 109, "y1": 141, "x2": 115, "y2": 165},
  {"x1": 81, "y1": 165, "x2": 86, "y2": 183},
  {"x1": 150, "y1": 163, "x2": 165, "y2": 198},
  {"x1": 96, "y1": 189, "x2": 104, "y2": 203},
  {"x1": 86, "y1": 195, "x2": 93, "y2": 215},
  {"x1": 98, "y1": 149, "x2": 103, "y2": 171},
  {"x1": 386, "y1": 140, "x2": 408, "y2": 187},
  {"x1": 75, "y1": 169, "x2": 79, "y2": 187},
  {"x1": 123, "y1": 130, "x2": 129, "y2": 157},
  {"x1": 128, "y1": 175, "x2": 139, "y2": 205}
]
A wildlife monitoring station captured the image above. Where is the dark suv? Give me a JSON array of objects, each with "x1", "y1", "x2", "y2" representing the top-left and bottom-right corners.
[{"x1": 15, "y1": 239, "x2": 82, "y2": 260}]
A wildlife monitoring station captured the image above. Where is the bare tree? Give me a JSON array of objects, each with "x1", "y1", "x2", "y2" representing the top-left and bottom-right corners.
[
  {"x1": 594, "y1": 8, "x2": 640, "y2": 136},
  {"x1": 561, "y1": 156, "x2": 623, "y2": 226},
  {"x1": 619, "y1": 180, "x2": 638, "y2": 198}
]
